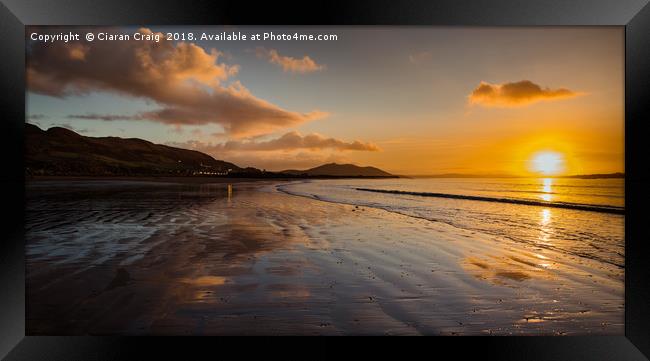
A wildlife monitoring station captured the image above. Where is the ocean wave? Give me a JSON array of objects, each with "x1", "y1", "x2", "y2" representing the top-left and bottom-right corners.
[{"x1": 355, "y1": 188, "x2": 625, "y2": 215}]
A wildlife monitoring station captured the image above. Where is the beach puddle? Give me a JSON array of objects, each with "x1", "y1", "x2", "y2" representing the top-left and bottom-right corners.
[
  {"x1": 461, "y1": 253, "x2": 550, "y2": 286},
  {"x1": 183, "y1": 276, "x2": 228, "y2": 286}
]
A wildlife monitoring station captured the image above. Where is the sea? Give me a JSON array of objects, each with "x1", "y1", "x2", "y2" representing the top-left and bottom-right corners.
[{"x1": 278, "y1": 177, "x2": 625, "y2": 269}]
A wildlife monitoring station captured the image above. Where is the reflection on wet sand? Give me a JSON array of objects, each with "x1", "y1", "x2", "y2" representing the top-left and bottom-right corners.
[
  {"x1": 539, "y1": 208, "x2": 552, "y2": 246},
  {"x1": 26, "y1": 180, "x2": 623, "y2": 335}
]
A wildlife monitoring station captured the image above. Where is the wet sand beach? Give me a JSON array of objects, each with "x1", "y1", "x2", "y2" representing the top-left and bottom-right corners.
[{"x1": 26, "y1": 180, "x2": 623, "y2": 335}]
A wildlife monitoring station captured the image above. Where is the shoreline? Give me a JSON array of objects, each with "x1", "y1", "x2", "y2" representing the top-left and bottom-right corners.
[
  {"x1": 26, "y1": 175, "x2": 396, "y2": 184},
  {"x1": 27, "y1": 175, "x2": 272, "y2": 185}
]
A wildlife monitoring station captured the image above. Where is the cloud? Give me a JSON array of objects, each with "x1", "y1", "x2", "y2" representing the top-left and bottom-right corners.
[
  {"x1": 217, "y1": 131, "x2": 379, "y2": 152},
  {"x1": 468, "y1": 80, "x2": 581, "y2": 107},
  {"x1": 170, "y1": 131, "x2": 379, "y2": 153},
  {"x1": 27, "y1": 27, "x2": 327, "y2": 138},
  {"x1": 166, "y1": 131, "x2": 378, "y2": 170},
  {"x1": 27, "y1": 114, "x2": 48, "y2": 120},
  {"x1": 256, "y1": 47, "x2": 325, "y2": 74},
  {"x1": 408, "y1": 51, "x2": 432, "y2": 64},
  {"x1": 168, "y1": 138, "x2": 353, "y2": 171},
  {"x1": 68, "y1": 113, "x2": 135, "y2": 121}
]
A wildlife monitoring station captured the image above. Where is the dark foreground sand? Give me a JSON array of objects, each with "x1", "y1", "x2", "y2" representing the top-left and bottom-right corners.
[{"x1": 25, "y1": 180, "x2": 623, "y2": 335}]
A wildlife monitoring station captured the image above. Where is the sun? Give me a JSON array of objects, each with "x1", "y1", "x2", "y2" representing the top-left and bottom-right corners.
[{"x1": 529, "y1": 151, "x2": 565, "y2": 175}]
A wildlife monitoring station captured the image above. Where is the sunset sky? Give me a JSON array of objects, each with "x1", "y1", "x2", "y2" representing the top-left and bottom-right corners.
[{"x1": 26, "y1": 26, "x2": 624, "y2": 175}]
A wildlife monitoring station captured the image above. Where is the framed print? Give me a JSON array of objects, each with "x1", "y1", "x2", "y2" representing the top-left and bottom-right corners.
[{"x1": 1, "y1": 0, "x2": 649, "y2": 359}]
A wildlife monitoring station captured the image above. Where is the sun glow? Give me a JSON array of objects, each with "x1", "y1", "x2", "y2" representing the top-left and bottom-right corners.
[{"x1": 529, "y1": 151, "x2": 565, "y2": 175}]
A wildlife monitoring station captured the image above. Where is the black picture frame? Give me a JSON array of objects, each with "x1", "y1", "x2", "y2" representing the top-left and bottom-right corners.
[{"x1": 1, "y1": 0, "x2": 649, "y2": 359}]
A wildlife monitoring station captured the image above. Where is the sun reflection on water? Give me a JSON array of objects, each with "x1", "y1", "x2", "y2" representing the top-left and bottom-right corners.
[{"x1": 540, "y1": 178, "x2": 553, "y2": 202}]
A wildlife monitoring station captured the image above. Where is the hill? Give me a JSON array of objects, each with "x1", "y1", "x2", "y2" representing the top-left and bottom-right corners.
[
  {"x1": 282, "y1": 163, "x2": 393, "y2": 177},
  {"x1": 562, "y1": 172, "x2": 624, "y2": 179},
  {"x1": 25, "y1": 124, "x2": 242, "y2": 176}
]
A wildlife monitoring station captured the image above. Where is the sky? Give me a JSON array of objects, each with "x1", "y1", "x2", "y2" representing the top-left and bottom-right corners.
[{"x1": 26, "y1": 26, "x2": 624, "y2": 176}]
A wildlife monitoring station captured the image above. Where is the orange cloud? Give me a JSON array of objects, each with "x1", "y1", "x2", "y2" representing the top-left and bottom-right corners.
[
  {"x1": 172, "y1": 131, "x2": 379, "y2": 153},
  {"x1": 220, "y1": 131, "x2": 379, "y2": 152},
  {"x1": 468, "y1": 80, "x2": 581, "y2": 107},
  {"x1": 27, "y1": 27, "x2": 326, "y2": 138},
  {"x1": 256, "y1": 47, "x2": 325, "y2": 74}
]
